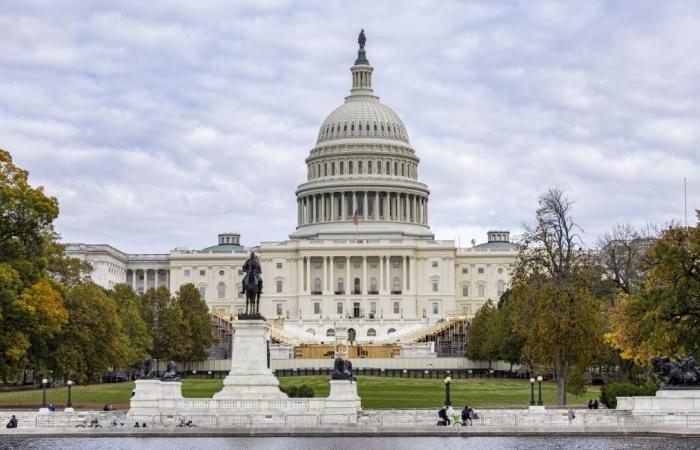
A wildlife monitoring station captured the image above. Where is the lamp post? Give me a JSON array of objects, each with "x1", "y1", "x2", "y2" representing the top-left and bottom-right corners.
[
  {"x1": 66, "y1": 380, "x2": 74, "y2": 412},
  {"x1": 529, "y1": 377, "x2": 535, "y2": 406},
  {"x1": 41, "y1": 378, "x2": 48, "y2": 411},
  {"x1": 537, "y1": 375, "x2": 543, "y2": 405},
  {"x1": 444, "y1": 373, "x2": 452, "y2": 406}
]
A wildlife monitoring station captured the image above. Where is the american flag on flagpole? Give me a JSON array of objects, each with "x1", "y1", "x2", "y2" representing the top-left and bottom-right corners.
[{"x1": 352, "y1": 209, "x2": 359, "y2": 225}]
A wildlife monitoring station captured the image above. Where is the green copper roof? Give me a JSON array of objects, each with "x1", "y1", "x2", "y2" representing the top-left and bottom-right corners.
[{"x1": 473, "y1": 241, "x2": 518, "y2": 251}]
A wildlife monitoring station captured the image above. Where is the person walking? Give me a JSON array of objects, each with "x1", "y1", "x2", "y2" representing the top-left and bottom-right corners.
[
  {"x1": 437, "y1": 406, "x2": 447, "y2": 426},
  {"x1": 567, "y1": 408, "x2": 576, "y2": 425},
  {"x1": 593, "y1": 400, "x2": 599, "y2": 409},
  {"x1": 445, "y1": 405, "x2": 454, "y2": 426},
  {"x1": 461, "y1": 405, "x2": 469, "y2": 426}
]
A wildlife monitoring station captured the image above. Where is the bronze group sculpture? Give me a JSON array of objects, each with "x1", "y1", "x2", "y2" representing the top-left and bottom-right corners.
[
  {"x1": 240, "y1": 252, "x2": 264, "y2": 319},
  {"x1": 161, "y1": 361, "x2": 180, "y2": 382},
  {"x1": 332, "y1": 357, "x2": 354, "y2": 381},
  {"x1": 651, "y1": 356, "x2": 700, "y2": 388},
  {"x1": 140, "y1": 356, "x2": 155, "y2": 379}
]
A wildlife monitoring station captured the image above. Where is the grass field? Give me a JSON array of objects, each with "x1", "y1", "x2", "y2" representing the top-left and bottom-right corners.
[{"x1": 0, "y1": 376, "x2": 600, "y2": 410}]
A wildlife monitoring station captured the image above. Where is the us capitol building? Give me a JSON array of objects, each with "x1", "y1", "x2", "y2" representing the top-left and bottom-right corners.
[{"x1": 66, "y1": 35, "x2": 516, "y2": 345}]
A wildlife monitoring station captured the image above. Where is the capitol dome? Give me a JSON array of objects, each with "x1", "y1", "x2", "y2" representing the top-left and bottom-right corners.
[{"x1": 291, "y1": 32, "x2": 432, "y2": 240}]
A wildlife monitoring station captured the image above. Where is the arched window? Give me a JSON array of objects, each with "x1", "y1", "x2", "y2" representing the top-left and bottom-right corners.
[
  {"x1": 349, "y1": 161, "x2": 353, "y2": 174},
  {"x1": 401, "y1": 163, "x2": 405, "y2": 176},
  {"x1": 358, "y1": 161, "x2": 363, "y2": 174},
  {"x1": 370, "y1": 277, "x2": 377, "y2": 292},
  {"x1": 324, "y1": 163, "x2": 327, "y2": 176},
  {"x1": 331, "y1": 162, "x2": 336, "y2": 175},
  {"x1": 373, "y1": 123, "x2": 378, "y2": 131},
  {"x1": 392, "y1": 277, "x2": 401, "y2": 292},
  {"x1": 337, "y1": 277, "x2": 344, "y2": 293},
  {"x1": 351, "y1": 123, "x2": 355, "y2": 131},
  {"x1": 377, "y1": 161, "x2": 381, "y2": 174},
  {"x1": 367, "y1": 328, "x2": 377, "y2": 337},
  {"x1": 387, "y1": 328, "x2": 396, "y2": 334},
  {"x1": 386, "y1": 161, "x2": 390, "y2": 174},
  {"x1": 217, "y1": 282, "x2": 226, "y2": 299},
  {"x1": 340, "y1": 161, "x2": 344, "y2": 175},
  {"x1": 314, "y1": 277, "x2": 321, "y2": 292},
  {"x1": 326, "y1": 328, "x2": 336, "y2": 337},
  {"x1": 394, "y1": 162, "x2": 398, "y2": 175},
  {"x1": 306, "y1": 328, "x2": 316, "y2": 335},
  {"x1": 368, "y1": 161, "x2": 372, "y2": 174},
  {"x1": 354, "y1": 277, "x2": 361, "y2": 294}
]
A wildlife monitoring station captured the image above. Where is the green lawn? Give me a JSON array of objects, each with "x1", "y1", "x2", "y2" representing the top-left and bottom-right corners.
[{"x1": 0, "y1": 377, "x2": 599, "y2": 410}]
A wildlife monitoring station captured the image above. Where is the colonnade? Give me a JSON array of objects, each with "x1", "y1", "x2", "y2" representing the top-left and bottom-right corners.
[
  {"x1": 297, "y1": 191, "x2": 428, "y2": 226},
  {"x1": 297, "y1": 255, "x2": 413, "y2": 295},
  {"x1": 127, "y1": 268, "x2": 170, "y2": 293}
]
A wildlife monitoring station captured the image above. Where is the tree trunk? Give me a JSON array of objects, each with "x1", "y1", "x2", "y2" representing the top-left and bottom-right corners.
[{"x1": 556, "y1": 352, "x2": 568, "y2": 406}]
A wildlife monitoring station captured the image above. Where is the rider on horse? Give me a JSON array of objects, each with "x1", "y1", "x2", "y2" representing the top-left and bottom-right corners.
[{"x1": 240, "y1": 252, "x2": 263, "y2": 295}]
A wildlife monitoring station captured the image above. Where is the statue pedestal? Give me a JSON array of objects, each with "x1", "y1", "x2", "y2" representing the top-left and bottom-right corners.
[
  {"x1": 325, "y1": 380, "x2": 361, "y2": 419},
  {"x1": 213, "y1": 319, "x2": 287, "y2": 400},
  {"x1": 617, "y1": 389, "x2": 700, "y2": 413},
  {"x1": 129, "y1": 379, "x2": 183, "y2": 417}
]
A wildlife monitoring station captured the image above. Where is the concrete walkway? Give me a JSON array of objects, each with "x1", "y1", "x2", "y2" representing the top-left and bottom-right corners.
[{"x1": 2, "y1": 425, "x2": 700, "y2": 438}]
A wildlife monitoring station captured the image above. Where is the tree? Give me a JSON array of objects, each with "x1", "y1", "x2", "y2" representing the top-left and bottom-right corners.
[
  {"x1": 141, "y1": 287, "x2": 189, "y2": 363},
  {"x1": 0, "y1": 149, "x2": 73, "y2": 381},
  {"x1": 110, "y1": 284, "x2": 152, "y2": 368},
  {"x1": 51, "y1": 283, "x2": 125, "y2": 383},
  {"x1": 175, "y1": 284, "x2": 215, "y2": 363},
  {"x1": 608, "y1": 217, "x2": 700, "y2": 363},
  {"x1": 510, "y1": 188, "x2": 604, "y2": 406},
  {"x1": 495, "y1": 290, "x2": 525, "y2": 373},
  {"x1": 465, "y1": 300, "x2": 500, "y2": 368}
]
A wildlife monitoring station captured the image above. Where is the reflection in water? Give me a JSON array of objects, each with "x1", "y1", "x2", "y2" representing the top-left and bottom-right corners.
[{"x1": 1, "y1": 437, "x2": 700, "y2": 450}]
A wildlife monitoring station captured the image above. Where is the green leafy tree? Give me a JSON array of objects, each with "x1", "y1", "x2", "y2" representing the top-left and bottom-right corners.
[
  {"x1": 608, "y1": 216, "x2": 700, "y2": 363},
  {"x1": 510, "y1": 188, "x2": 604, "y2": 406},
  {"x1": 465, "y1": 300, "x2": 500, "y2": 368},
  {"x1": 175, "y1": 284, "x2": 215, "y2": 363},
  {"x1": 110, "y1": 284, "x2": 152, "y2": 368},
  {"x1": 51, "y1": 283, "x2": 125, "y2": 383},
  {"x1": 141, "y1": 287, "x2": 189, "y2": 363},
  {"x1": 496, "y1": 291, "x2": 525, "y2": 373}
]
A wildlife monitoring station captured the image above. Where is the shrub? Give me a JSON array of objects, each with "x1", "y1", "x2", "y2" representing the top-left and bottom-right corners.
[
  {"x1": 600, "y1": 381, "x2": 657, "y2": 409},
  {"x1": 281, "y1": 384, "x2": 315, "y2": 398},
  {"x1": 566, "y1": 369, "x2": 587, "y2": 398}
]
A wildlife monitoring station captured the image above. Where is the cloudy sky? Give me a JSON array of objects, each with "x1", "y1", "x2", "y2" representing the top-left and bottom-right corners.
[{"x1": 2, "y1": 0, "x2": 699, "y2": 253}]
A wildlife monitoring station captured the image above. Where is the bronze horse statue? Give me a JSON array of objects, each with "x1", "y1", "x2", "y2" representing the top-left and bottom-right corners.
[{"x1": 244, "y1": 271, "x2": 261, "y2": 316}]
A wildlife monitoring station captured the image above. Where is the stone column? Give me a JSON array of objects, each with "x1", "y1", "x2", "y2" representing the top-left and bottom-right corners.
[
  {"x1": 352, "y1": 191, "x2": 357, "y2": 215},
  {"x1": 298, "y1": 258, "x2": 304, "y2": 295},
  {"x1": 331, "y1": 193, "x2": 336, "y2": 221},
  {"x1": 142, "y1": 269, "x2": 148, "y2": 293},
  {"x1": 402, "y1": 256, "x2": 407, "y2": 292},
  {"x1": 321, "y1": 194, "x2": 326, "y2": 222},
  {"x1": 306, "y1": 257, "x2": 311, "y2": 293},
  {"x1": 155, "y1": 270, "x2": 159, "y2": 289},
  {"x1": 379, "y1": 255, "x2": 384, "y2": 293},
  {"x1": 362, "y1": 256, "x2": 367, "y2": 295},
  {"x1": 385, "y1": 257, "x2": 391, "y2": 293},
  {"x1": 323, "y1": 255, "x2": 328, "y2": 293},
  {"x1": 363, "y1": 191, "x2": 368, "y2": 220},
  {"x1": 374, "y1": 192, "x2": 379, "y2": 220},
  {"x1": 346, "y1": 256, "x2": 350, "y2": 294},
  {"x1": 330, "y1": 256, "x2": 335, "y2": 293}
]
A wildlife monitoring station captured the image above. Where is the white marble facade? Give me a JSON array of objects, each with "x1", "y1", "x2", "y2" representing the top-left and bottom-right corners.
[{"x1": 66, "y1": 37, "x2": 518, "y2": 342}]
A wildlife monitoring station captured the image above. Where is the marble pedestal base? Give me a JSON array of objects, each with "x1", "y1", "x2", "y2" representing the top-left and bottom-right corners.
[
  {"x1": 617, "y1": 389, "x2": 700, "y2": 413},
  {"x1": 213, "y1": 319, "x2": 287, "y2": 400},
  {"x1": 528, "y1": 405, "x2": 546, "y2": 413},
  {"x1": 128, "y1": 379, "x2": 183, "y2": 417}
]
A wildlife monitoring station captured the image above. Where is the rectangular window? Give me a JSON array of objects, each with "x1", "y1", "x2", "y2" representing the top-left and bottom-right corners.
[
  {"x1": 184, "y1": 269, "x2": 190, "y2": 277},
  {"x1": 276, "y1": 262, "x2": 283, "y2": 269},
  {"x1": 336, "y1": 261, "x2": 344, "y2": 268},
  {"x1": 478, "y1": 267, "x2": 485, "y2": 274},
  {"x1": 432, "y1": 302, "x2": 439, "y2": 314},
  {"x1": 276, "y1": 303, "x2": 283, "y2": 316},
  {"x1": 478, "y1": 285, "x2": 485, "y2": 297},
  {"x1": 337, "y1": 302, "x2": 343, "y2": 314},
  {"x1": 370, "y1": 302, "x2": 377, "y2": 314},
  {"x1": 353, "y1": 260, "x2": 361, "y2": 269},
  {"x1": 432, "y1": 280, "x2": 439, "y2": 292},
  {"x1": 392, "y1": 260, "x2": 400, "y2": 268},
  {"x1": 200, "y1": 269, "x2": 206, "y2": 276},
  {"x1": 431, "y1": 261, "x2": 438, "y2": 268},
  {"x1": 313, "y1": 303, "x2": 321, "y2": 314},
  {"x1": 198, "y1": 287, "x2": 206, "y2": 298},
  {"x1": 369, "y1": 261, "x2": 377, "y2": 268},
  {"x1": 314, "y1": 262, "x2": 321, "y2": 269},
  {"x1": 393, "y1": 301, "x2": 400, "y2": 314},
  {"x1": 276, "y1": 280, "x2": 283, "y2": 293},
  {"x1": 462, "y1": 285, "x2": 469, "y2": 297},
  {"x1": 461, "y1": 267, "x2": 468, "y2": 274}
]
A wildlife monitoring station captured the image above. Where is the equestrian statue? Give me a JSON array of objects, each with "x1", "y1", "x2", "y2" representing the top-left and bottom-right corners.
[{"x1": 240, "y1": 251, "x2": 263, "y2": 318}]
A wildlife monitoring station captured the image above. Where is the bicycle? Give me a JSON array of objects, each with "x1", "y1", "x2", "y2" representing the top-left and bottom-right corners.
[
  {"x1": 76, "y1": 418, "x2": 102, "y2": 428},
  {"x1": 176, "y1": 417, "x2": 197, "y2": 428}
]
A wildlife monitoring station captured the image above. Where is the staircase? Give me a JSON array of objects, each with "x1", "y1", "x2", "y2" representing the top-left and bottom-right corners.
[{"x1": 398, "y1": 316, "x2": 469, "y2": 344}]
